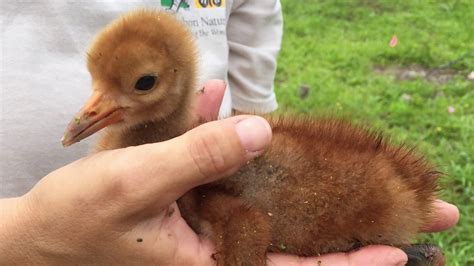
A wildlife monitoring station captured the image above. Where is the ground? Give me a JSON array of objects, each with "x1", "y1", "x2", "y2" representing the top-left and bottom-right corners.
[{"x1": 276, "y1": 1, "x2": 474, "y2": 265}]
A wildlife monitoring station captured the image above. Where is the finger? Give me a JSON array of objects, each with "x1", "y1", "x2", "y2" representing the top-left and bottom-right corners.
[
  {"x1": 421, "y1": 199, "x2": 459, "y2": 232},
  {"x1": 194, "y1": 79, "x2": 226, "y2": 123},
  {"x1": 267, "y1": 245, "x2": 408, "y2": 266},
  {"x1": 108, "y1": 115, "x2": 272, "y2": 207}
]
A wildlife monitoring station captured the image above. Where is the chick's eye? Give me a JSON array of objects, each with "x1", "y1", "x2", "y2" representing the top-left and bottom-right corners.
[{"x1": 134, "y1": 75, "x2": 157, "y2": 91}]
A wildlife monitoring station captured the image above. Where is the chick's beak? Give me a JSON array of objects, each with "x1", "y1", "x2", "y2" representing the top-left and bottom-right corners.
[{"x1": 62, "y1": 91, "x2": 124, "y2": 147}]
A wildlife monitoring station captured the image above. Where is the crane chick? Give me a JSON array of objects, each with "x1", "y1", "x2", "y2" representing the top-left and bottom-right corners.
[{"x1": 62, "y1": 9, "x2": 445, "y2": 266}]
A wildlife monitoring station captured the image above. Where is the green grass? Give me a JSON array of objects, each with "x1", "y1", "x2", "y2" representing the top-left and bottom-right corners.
[{"x1": 276, "y1": 1, "x2": 474, "y2": 265}]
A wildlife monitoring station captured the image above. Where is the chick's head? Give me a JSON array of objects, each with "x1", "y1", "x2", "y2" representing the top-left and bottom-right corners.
[{"x1": 62, "y1": 9, "x2": 197, "y2": 146}]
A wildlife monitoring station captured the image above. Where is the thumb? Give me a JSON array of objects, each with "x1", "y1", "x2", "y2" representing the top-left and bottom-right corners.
[
  {"x1": 109, "y1": 115, "x2": 272, "y2": 206},
  {"x1": 179, "y1": 115, "x2": 272, "y2": 181}
]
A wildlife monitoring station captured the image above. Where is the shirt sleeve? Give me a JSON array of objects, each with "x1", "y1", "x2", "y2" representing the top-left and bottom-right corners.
[{"x1": 226, "y1": 0, "x2": 283, "y2": 113}]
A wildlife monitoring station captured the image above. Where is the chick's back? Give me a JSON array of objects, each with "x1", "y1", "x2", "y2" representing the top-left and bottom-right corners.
[{"x1": 189, "y1": 117, "x2": 438, "y2": 256}]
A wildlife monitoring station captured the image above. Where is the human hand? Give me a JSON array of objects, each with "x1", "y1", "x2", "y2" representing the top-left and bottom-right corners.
[
  {"x1": 0, "y1": 80, "x2": 272, "y2": 265},
  {"x1": 0, "y1": 80, "x2": 459, "y2": 265}
]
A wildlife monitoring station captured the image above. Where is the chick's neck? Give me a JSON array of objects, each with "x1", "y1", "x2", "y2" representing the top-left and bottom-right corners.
[
  {"x1": 137, "y1": 106, "x2": 191, "y2": 141},
  {"x1": 95, "y1": 95, "x2": 193, "y2": 152}
]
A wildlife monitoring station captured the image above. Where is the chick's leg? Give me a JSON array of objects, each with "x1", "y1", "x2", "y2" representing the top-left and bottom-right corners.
[{"x1": 201, "y1": 194, "x2": 271, "y2": 266}]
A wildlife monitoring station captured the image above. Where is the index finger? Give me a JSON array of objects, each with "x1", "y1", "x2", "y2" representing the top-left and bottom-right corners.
[{"x1": 194, "y1": 79, "x2": 226, "y2": 123}]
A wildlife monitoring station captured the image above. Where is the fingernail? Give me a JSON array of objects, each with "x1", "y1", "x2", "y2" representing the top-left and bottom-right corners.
[
  {"x1": 235, "y1": 116, "x2": 272, "y2": 153},
  {"x1": 434, "y1": 199, "x2": 456, "y2": 208}
]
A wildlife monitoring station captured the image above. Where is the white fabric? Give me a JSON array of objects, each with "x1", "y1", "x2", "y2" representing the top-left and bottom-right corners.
[{"x1": 0, "y1": 0, "x2": 282, "y2": 197}]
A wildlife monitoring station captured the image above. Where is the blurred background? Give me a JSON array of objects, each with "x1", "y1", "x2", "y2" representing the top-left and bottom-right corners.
[{"x1": 275, "y1": 1, "x2": 473, "y2": 265}]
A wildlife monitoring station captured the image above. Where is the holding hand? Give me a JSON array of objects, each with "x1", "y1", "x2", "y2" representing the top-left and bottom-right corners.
[{"x1": 0, "y1": 80, "x2": 458, "y2": 265}]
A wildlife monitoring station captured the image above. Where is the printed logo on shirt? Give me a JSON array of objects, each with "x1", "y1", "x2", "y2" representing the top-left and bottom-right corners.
[
  {"x1": 159, "y1": 0, "x2": 227, "y2": 39},
  {"x1": 161, "y1": 0, "x2": 225, "y2": 12},
  {"x1": 161, "y1": 0, "x2": 190, "y2": 11},
  {"x1": 195, "y1": 0, "x2": 225, "y2": 8}
]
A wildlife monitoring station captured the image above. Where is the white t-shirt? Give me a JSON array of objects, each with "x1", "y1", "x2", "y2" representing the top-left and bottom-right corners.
[{"x1": 0, "y1": 0, "x2": 282, "y2": 197}]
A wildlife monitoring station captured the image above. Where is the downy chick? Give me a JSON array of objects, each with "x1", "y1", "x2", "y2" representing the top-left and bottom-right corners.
[{"x1": 62, "y1": 9, "x2": 444, "y2": 266}]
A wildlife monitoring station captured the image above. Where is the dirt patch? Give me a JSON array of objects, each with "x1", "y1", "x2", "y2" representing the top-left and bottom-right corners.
[{"x1": 374, "y1": 65, "x2": 457, "y2": 84}]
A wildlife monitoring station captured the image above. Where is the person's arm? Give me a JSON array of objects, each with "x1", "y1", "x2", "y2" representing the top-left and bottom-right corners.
[{"x1": 227, "y1": 0, "x2": 283, "y2": 114}]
